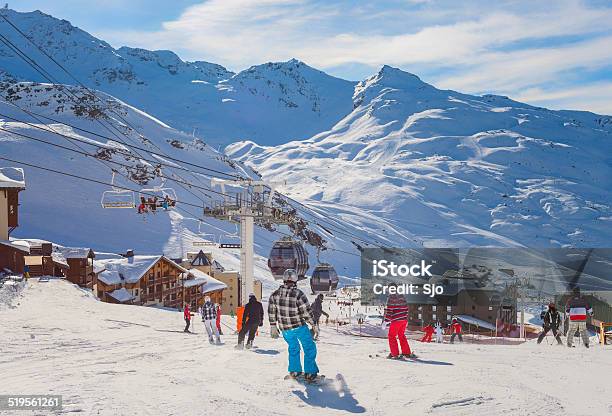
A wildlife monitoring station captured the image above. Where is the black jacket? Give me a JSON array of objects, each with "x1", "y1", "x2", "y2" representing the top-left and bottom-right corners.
[
  {"x1": 311, "y1": 298, "x2": 329, "y2": 322},
  {"x1": 243, "y1": 298, "x2": 264, "y2": 327},
  {"x1": 541, "y1": 309, "x2": 562, "y2": 329}
]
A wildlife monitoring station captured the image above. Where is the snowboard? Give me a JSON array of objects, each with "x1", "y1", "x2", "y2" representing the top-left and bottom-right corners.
[{"x1": 284, "y1": 373, "x2": 327, "y2": 385}]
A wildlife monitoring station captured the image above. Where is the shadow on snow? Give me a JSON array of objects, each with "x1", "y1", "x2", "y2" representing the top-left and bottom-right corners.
[{"x1": 292, "y1": 374, "x2": 366, "y2": 413}]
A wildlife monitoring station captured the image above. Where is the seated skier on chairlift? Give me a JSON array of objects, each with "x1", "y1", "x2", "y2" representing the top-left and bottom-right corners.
[{"x1": 137, "y1": 196, "x2": 148, "y2": 214}]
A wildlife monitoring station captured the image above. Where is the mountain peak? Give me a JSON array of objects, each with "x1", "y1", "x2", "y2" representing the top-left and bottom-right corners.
[{"x1": 374, "y1": 65, "x2": 427, "y2": 88}]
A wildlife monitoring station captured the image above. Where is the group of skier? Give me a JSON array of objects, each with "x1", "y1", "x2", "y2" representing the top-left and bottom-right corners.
[
  {"x1": 137, "y1": 195, "x2": 176, "y2": 214},
  {"x1": 537, "y1": 286, "x2": 594, "y2": 348},
  {"x1": 181, "y1": 268, "x2": 324, "y2": 382},
  {"x1": 420, "y1": 319, "x2": 463, "y2": 344}
]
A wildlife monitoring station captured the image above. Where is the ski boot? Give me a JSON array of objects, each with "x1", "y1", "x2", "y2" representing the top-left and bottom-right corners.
[
  {"x1": 235, "y1": 342, "x2": 244, "y2": 350},
  {"x1": 208, "y1": 337, "x2": 215, "y2": 345},
  {"x1": 304, "y1": 373, "x2": 319, "y2": 383},
  {"x1": 284, "y1": 371, "x2": 303, "y2": 380},
  {"x1": 386, "y1": 353, "x2": 401, "y2": 360},
  {"x1": 403, "y1": 353, "x2": 418, "y2": 359},
  {"x1": 585, "y1": 343, "x2": 589, "y2": 348},
  {"x1": 215, "y1": 337, "x2": 222, "y2": 345},
  {"x1": 246, "y1": 340, "x2": 253, "y2": 349}
]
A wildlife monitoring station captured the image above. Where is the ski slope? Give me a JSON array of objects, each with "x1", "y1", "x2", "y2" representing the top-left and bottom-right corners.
[
  {"x1": 1, "y1": 279, "x2": 610, "y2": 416},
  {"x1": 228, "y1": 66, "x2": 612, "y2": 250}
]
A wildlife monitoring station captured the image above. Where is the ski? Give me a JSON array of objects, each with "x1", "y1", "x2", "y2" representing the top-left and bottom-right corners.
[{"x1": 284, "y1": 373, "x2": 327, "y2": 384}]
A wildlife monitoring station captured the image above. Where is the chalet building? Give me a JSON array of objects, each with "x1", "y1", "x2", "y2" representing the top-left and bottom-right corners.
[
  {"x1": 22, "y1": 241, "x2": 69, "y2": 277},
  {"x1": 406, "y1": 287, "x2": 517, "y2": 330},
  {"x1": 63, "y1": 248, "x2": 96, "y2": 288},
  {"x1": 95, "y1": 251, "x2": 227, "y2": 310},
  {"x1": 0, "y1": 167, "x2": 27, "y2": 275}
]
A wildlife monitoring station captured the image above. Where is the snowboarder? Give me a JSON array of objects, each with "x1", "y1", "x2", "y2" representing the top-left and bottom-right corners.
[
  {"x1": 183, "y1": 303, "x2": 192, "y2": 333},
  {"x1": 537, "y1": 302, "x2": 563, "y2": 345},
  {"x1": 383, "y1": 290, "x2": 414, "y2": 359},
  {"x1": 435, "y1": 321, "x2": 444, "y2": 343},
  {"x1": 450, "y1": 318, "x2": 463, "y2": 343},
  {"x1": 268, "y1": 269, "x2": 320, "y2": 382},
  {"x1": 420, "y1": 322, "x2": 435, "y2": 343},
  {"x1": 202, "y1": 296, "x2": 221, "y2": 344},
  {"x1": 311, "y1": 294, "x2": 329, "y2": 341},
  {"x1": 565, "y1": 287, "x2": 593, "y2": 348},
  {"x1": 236, "y1": 293, "x2": 264, "y2": 349},
  {"x1": 215, "y1": 303, "x2": 223, "y2": 335}
]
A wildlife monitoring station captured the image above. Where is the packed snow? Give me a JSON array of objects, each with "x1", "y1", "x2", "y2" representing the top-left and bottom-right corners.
[{"x1": 1, "y1": 279, "x2": 610, "y2": 416}]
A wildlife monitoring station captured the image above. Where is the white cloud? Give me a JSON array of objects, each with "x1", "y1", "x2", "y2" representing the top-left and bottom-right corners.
[{"x1": 95, "y1": 0, "x2": 612, "y2": 112}]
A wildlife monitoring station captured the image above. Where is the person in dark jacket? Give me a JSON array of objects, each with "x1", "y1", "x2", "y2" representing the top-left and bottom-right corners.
[
  {"x1": 269, "y1": 269, "x2": 319, "y2": 381},
  {"x1": 383, "y1": 292, "x2": 414, "y2": 359},
  {"x1": 311, "y1": 294, "x2": 329, "y2": 341},
  {"x1": 537, "y1": 302, "x2": 563, "y2": 345},
  {"x1": 565, "y1": 287, "x2": 593, "y2": 348},
  {"x1": 236, "y1": 293, "x2": 264, "y2": 349}
]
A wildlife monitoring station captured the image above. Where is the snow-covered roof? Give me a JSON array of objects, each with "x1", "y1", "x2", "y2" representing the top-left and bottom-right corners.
[
  {"x1": 455, "y1": 315, "x2": 496, "y2": 331},
  {"x1": 107, "y1": 288, "x2": 134, "y2": 303},
  {"x1": 0, "y1": 167, "x2": 25, "y2": 189},
  {"x1": 51, "y1": 252, "x2": 69, "y2": 268},
  {"x1": 62, "y1": 248, "x2": 95, "y2": 259},
  {"x1": 0, "y1": 240, "x2": 30, "y2": 253},
  {"x1": 96, "y1": 255, "x2": 187, "y2": 286},
  {"x1": 185, "y1": 268, "x2": 227, "y2": 294}
]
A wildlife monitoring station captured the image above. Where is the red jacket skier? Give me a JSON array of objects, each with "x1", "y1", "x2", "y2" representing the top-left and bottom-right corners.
[
  {"x1": 215, "y1": 304, "x2": 223, "y2": 335},
  {"x1": 183, "y1": 304, "x2": 191, "y2": 333},
  {"x1": 383, "y1": 293, "x2": 415, "y2": 359},
  {"x1": 450, "y1": 319, "x2": 463, "y2": 343},
  {"x1": 420, "y1": 323, "x2": 435, "y2": 342}
]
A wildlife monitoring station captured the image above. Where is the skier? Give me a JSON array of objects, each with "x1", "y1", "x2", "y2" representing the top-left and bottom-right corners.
[
  {"x1": 450, "y1": 318, "x2": 463, "y2": 343},
  {"x1": 383, "y1": 290, "x2": 414, "y2": 359},
  {"x1": 215, "y1": 303, "x2": 223, "y2": 335},
  {"x1": 537, "y1": 302, "x2": 563, "y2": 345},
  {"x1": 435, "y1": 321, "x2": 444, "y2": 343},
  {"x1": 565, "y1": 287, "x2": 593, "y2": 348},
  {"x1": 420, "y1": 322, "x2": 435, "y2": 343},
  {"x1": 268, "y1": 269, "x2": 320, "y2": 382},
  {"x1": 311, "y1": 294, "x2": 329, "y2": 341},
  {"x1": 202, "y1": 296, "x2": 221, "y2": 344},
  {"x1": 23, "y1": 264, "x2": 30, "y2": 281},
  {"x1": 183, "y1": 303, "x2": 192, "y2": 333},
  {"x1": 236, "y1": 293, "x2": 264, "y2": 349}
]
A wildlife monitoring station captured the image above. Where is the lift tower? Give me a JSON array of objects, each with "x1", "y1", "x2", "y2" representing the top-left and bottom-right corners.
[{"x1": 205, "y1": 179, "x2": 290, "y2": 305}]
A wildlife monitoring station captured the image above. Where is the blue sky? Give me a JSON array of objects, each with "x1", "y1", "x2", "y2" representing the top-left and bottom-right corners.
[{"x1": 11, "y1": 0, "x2": 612, "y2": 114}]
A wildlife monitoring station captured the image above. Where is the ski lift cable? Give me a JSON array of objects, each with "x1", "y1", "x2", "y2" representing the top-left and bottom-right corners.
[
  {"x1": 0, "y1": 105, "x2": 241, "y2": 181},
  {"x1": 0, "y1": 30, "x2": 215, "y2": 204},
  {"x1": 0, "y1": 12, "x2": 245, "y2": 209},
  {"x1": 0, "y1": 126, "x2": 235, "y2": 200},
  {"x1": 0, "y1": 155, "x2": 207, "y2": 209}
]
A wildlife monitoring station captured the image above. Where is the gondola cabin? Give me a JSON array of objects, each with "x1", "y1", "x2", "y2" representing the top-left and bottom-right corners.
[
  {"x1": 310, "y1": 263, "x2": 339, "y2": 294},
  {"x1": 268, "y1": 237, "x2": 309, "y2": 281}
]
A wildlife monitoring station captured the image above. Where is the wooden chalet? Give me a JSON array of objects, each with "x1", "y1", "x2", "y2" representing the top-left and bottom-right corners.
[
  {"x1": 0, "y1": 167, "x2": 27, "y2": 275},
  {"x1": 64, "y1": 248, "x2": 96, "y2": 288}
]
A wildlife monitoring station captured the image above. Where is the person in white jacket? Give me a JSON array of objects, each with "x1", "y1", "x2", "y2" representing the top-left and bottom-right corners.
[
  {"x1": 435, "y1": 321, "x2": 444, "y2": 343},
  {"x1": 202, "y1": 296, "x2": 221, "y2": 345}
]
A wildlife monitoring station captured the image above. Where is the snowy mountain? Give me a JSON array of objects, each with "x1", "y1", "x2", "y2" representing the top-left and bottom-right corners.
[
  {"x1": 0, "y1": 9, "x2": 355, "y2": 146},
  {"x1": 228, "y1": 65, "x2": 612, "y2": 249}
]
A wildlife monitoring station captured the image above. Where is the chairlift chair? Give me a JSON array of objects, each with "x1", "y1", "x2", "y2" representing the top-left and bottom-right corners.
[
  {"x1": 138, "y1": 177, "x2": 178, "y2": 210},
  {"x1": 193, "y1": 221, "x2": 217, "y2": 247},
  {"x1": 268, "y1": 237, "x2": 309, "y2": 281},
  {"x1": 101, "y1": 172, "x2": 136, "y2": 209},
  {"x1": 219, "y1": 224, "x2": 241, "y2": 249}
]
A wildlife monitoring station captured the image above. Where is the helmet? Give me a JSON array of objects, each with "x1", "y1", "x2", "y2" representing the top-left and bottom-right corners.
[
  {"x1": 249, "y1": 293, "x2": 256, "y2": 299},
  {"x1": 283, "y1": 268, "x2": 299, "y2": 283}
]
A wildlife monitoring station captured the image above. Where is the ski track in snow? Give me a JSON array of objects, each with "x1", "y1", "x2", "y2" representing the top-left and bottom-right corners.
[{"x1": 1, "y1": 280, "x2": 610, "y2": 416}]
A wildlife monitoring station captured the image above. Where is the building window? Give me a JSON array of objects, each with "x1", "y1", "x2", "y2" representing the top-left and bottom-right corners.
[
  {"x1": 417, "y1": 306, "x2": 422, "y2": 311},
  {"x1": 472, "y1": 305, "x2": 476, "y2": 310},
  {"x1": 135, "y1": 289, "x2": 139, "y2": 296},
  {"x1": 447, "y1": 306, "x2": 452, "y2": 312},
  {"x1": 432, "y1": 306, "x2": 437, "y2": 311},
  {"x1": 488, "y1": 306, "x2": 493, "y2": 311},
  {"x1": 432, "y1": 313, "x2": 437, "y2": 320},
  {"x1": 418, "y1": 313, "x2": 422, "y2": 320},
  {"x1": 447, "y1": 314, "x2": 451, "y2": 321}
]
